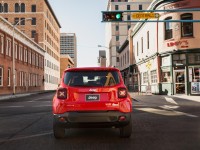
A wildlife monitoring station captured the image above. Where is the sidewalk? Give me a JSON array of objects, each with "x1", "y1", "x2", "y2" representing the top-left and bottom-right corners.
[
  {"x1": 0, "y1": 90, "x2": 55, "y2": 101},
  {"x1": 129, "y1": 92, "x2": 200, "y2": 103}
]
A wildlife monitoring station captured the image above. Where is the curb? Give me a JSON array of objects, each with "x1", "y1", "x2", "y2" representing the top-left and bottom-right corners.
[{"x1": 0, "y1": 90, "x2": 55, "y2": 101}]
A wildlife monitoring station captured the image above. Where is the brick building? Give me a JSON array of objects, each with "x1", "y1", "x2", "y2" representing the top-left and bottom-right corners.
[
  {"x1": 118, "y1": 0, "x2": 200, "y2": 96},
  {"x1": 0, "y1": 17, "x2": 45, "y2": 95},
  {"x1": 60, "y1": 55, "x2": 74, "y2": 78},
  {"x1": 0, "y1": 0, "x2": 61, "y2": 90}
]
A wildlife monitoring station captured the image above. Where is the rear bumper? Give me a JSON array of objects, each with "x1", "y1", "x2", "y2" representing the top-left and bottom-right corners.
[{"x1": 53, "y1": 111, "x2": 131, "y2": 128}]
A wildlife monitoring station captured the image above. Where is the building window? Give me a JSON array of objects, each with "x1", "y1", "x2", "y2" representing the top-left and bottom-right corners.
[
  {"x1": 127, "y1": 51, "x2": 129, "y2": 63},
  {"x1": 181, "y1": 13, "x2": 193, "y2": 37},
  {"x1": 164, "y1": 17, "x2": 172, "y2": 40},
  {"x1": 15, "y1": 70, "x2": 17, "y2": 86},
  {"x1": 115, "y1": 5, "x2": 118, "y2": 10},
  {"x1": 20, "y1": 18, "x2": 25, "y2": 25},
  {"x1": 15, "y1": 44, "x2": 18, "y2": 59},
  {"x1": 116, "y1": 46, "x2": 119, "y2": 51},
  {"x1": 188, "y1": 53, "x2": 200, "y2": 64},
  {"x1": 116, "y1": 25, "x2": 119, "y2": 31},
  {"x1": 189, "y1": 66, "x2": 200, "y2": 82},
  {"x1": 0, "y1": 35, "x2": 4, "y2": 54},
  {"x1": 21, "y1": 3, "x2": 25, "y2": 12},
  {"x1": 151, "y1": 70, "x2": 157, "y2": 83},
  {"x1": 8, "y1": 68, "x2": 10, "y2": 86},
  {"x1": 31, "y1": 30, "x2": 36, "y2": 38},
  {"x1": 116, "y1": 36, "x2": 119, "y2": 41},
  {"x1": 161, "y1": 68, "x2": 171, "y2": 83},
  {"x1": 173, "y1": 54, "x2": 186, "y2": 65},
  {"x1": 116, "y1": 57, "x2": 119, "y2": 62},
  {"x1": 24, "y1": 48, "x2": 28, "y2": 63},
  {"x1": 32, "y1": 18, "x2": 36, "y2": 25},
  {"x1": 127, "y1": 5, "x2": 130, "y2": 10},
  {"x1": 147, "y1": 31, "x2": 149, "y2": 49},
  {"x1": 31, "y1": 5, "x2": 36, "y2": 12},
  {"x1": 15, "y1": 3, "x2": 20, "y2": 12},
  {"x1": 127, "y1": 25, "x2": 131, "y2": 30},
  {"x1": 143, "y1": 72, "x2": 148, "y2": 84},
  {"x1": 14, "y1": 18, "x2": 19, "y2": 25},
  {"x1": 19, "y1": 46, "x2": 23, "y2": 61},
  {"x1": 0, "y1": 4, "x2": 2, "y2": 13},
  {"x1": 0, "y1": 67, "x2": 3, "y2": 86},
  {"x1": 6, "y1": 39, "x2": 11, "y2": 56},
  {"x1": 4, "y1": 3, "x2": 8, "y2": 13},
  {"x1": 127, "y1": 15, "x2": 131, "y2": 21},
  {"x1": 139, "y1": 4, "x2": 142, "y2": 10},
  {"x1": 141, "y1": 37, "x2": 143, "y2": 53}
]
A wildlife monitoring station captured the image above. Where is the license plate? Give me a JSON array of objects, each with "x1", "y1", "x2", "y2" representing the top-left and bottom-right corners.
[{"x1": 85, "y1": 94, "x2": 100, "y2": 101}]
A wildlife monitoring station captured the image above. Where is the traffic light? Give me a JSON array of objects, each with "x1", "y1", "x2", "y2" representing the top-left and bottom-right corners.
[{"x1": 102, "y1": 11, "x2": 123, "y2": 22}]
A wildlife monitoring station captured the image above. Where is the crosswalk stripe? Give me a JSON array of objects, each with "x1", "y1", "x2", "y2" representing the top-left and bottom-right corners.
[
  {"x1": 136, "y1": 107, "x2": 198, "y2": 118},
  {"x1": 165, "y1": 97, "x2": 178, "y2": 105}
]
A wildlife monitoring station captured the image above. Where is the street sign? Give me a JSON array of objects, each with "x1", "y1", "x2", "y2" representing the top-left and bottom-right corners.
[
  {"x1": 132, "y1": 13, "x2": 160, "y2": 19},
  {"x1": 146, "y1": 61, "x2": 152, "y2": 70}
]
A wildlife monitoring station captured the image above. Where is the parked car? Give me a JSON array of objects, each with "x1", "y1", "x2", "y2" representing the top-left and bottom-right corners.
[{"x1": 52, "y1": 67, "x2": 132, "y2": 138}]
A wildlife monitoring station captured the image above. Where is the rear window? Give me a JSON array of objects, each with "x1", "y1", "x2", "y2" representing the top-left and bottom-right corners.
[{"x1": 64, "y1": 71, "x2": 120, "y2": 87}]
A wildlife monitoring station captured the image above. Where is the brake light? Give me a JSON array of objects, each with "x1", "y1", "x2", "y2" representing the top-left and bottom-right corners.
[
  {"x1": 57, "y1": 88, "x2": 67, "y2": 99},
  {"x1": 118, "y1": 87, "x2": 127, "y2": 98}
]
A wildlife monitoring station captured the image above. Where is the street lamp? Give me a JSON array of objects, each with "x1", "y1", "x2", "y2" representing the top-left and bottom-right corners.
[
  {"x1": 12, "y1": 18, "x2": 32, "y2": 95},
  {"x1": 98, "y1": 45, "x2": 109, "y2": 49}
]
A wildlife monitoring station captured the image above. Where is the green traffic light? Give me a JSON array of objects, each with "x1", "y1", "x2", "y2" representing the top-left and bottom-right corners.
[{"x1": 116, "y1": 13, "x2": 121, "y2": 19}]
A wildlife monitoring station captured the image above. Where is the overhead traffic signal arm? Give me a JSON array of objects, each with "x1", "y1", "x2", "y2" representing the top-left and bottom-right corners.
[
  {"x1": 101, "y1": 9, "x2": 200, "y2": 23},
  {"x1": 102, "y1": 11, "x2": 123, "y2": 22}
]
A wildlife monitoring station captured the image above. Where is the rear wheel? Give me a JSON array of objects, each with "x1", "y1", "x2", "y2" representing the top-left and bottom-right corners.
[
  {"x1": 53, "y1": 122, "x2": 66, "y2": 138},
  {"x1": 119, "y1": 120, "x2": 132, "y2": 138}
]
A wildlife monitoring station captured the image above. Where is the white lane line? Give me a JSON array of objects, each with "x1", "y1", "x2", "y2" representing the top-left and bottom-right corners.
[
  {"x1": 159, "y1": 105, "x2": 180, "y2": 110},
  {"x1": 0, "y1": 131, "x2": 53, "y2": 143},
  {"x1": 31, "y1": 98, "x2": 44, "y2": 101},
  {"x1": 0, "y1": 106, "x2": 24, "y2": 108},
  {"x1": 136, "y1": 108, "x2": 198, "y2": 118},
  {"x1": 165, "y1": 97, "x2": 178, "y2": 105},
  {"x1": 32, "y1": 105, "x2": 52, "y2": 107}
]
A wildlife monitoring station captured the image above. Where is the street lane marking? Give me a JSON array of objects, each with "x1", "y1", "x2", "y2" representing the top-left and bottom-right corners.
[
  {"x1": 0, "y1": 131, "x2": 53, "y2": 143},
  {"x1": 32, "y1": 105, "x2": 52, "y2": 107},
  {"x1": 31, "y1": 98, "x2": 44, "y2": 101},
  {"x1": 0, "y1": 106, "x2": 24, "y2": 108},
  {"x1": 165, "y1": 97, "x2": 178, "y2": 105},
  {"x1": 159, "y1": 105, "x2": 180, "y2": 110},
  {"x1": 136, "y1": 108, "x2": 198, "y2": 118}
]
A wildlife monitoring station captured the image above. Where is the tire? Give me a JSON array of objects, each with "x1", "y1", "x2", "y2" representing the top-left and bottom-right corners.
[
  {"x1": 119, "y1": 120, "x2": 132, "y2": 138},
  {"x1": 53, "y1": 123, "x2": 66, "y2": 139}
]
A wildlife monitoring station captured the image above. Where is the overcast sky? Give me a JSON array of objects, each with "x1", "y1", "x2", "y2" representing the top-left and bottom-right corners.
[{"x1": 49, "y1": 0, "x2": 108, "y2": 67}]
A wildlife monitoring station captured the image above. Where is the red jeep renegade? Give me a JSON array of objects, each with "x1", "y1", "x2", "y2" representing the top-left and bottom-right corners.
[{"x1": 52, "y1": 67, "x2": 132, "y2": 138}]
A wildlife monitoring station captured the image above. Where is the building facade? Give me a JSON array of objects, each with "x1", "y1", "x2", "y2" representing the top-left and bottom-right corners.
[
  {"x1": 98, "y1": 50, "x2": 106, "y2": 67},
  {"x1": 119, "y1": 0, "x2": 200, "y2": 96},
  {"x1": 105, "y1": 0, "x2": 152, "y2": 68},
  {"x1": 0, "y1": 17, "x2": 45, "y2": 95},
  {"x1": 0, "y1": 0, "x2": 61, "y2": 90},
  {"x1": 60, "y1": 55, "x2": 74, "y2": 78},
  {"x1": 60, "y1": 33, "x2": 77, "y2": 67}
]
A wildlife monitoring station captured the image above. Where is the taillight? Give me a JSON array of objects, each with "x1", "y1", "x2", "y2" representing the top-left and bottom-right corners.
[
  {"x1": 57, "y1": 88, "x2": 67, "y2": 99},
  {"x1": 118, "y1": 87, "x2": 127, "y2": 98}
]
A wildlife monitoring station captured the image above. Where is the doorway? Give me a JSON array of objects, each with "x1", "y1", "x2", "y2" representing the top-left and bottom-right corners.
[{"x1": 174, "y1": 70, "x2": 186, "y2": 94}]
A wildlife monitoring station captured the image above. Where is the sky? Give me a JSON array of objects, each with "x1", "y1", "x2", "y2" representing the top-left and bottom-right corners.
[{"x1": 48, "y1": 0, "x2": 108, "y2": 67}]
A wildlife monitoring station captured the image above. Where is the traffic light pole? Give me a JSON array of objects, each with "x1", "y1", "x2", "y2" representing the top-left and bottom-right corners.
[{"x1": 102, "y1": 8, "x2": 200, "y2": 23}]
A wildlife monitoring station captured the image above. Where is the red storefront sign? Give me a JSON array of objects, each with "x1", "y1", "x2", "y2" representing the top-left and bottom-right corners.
[{"x1": 167, "y1": 40, "x2": 189, "y2": 48}]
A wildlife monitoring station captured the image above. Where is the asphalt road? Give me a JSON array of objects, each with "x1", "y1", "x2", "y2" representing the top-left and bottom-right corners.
[{"x1": 0, "y1": 92, "x2": 200, "y2": 150}]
